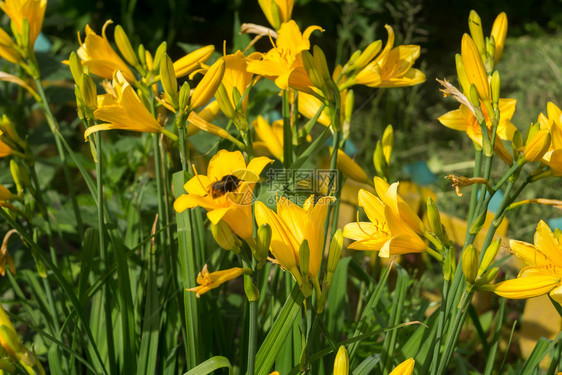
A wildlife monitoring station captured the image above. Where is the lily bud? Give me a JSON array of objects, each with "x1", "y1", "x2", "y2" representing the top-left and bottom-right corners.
[
  {"x1": 173, "y1": 45, "x2": 215, "y2": 78},
  {"x1": 256, "y1": 223, "x2": 272, "y2": 263},
  {"x1": 373, "y1": 140, "x2": 386, "y2": 178},
  {"x1": 490, "y1": 71, "x2": 500, "y2": 107},
  {"x1": 10, "y1": 160, "x2": 29, "y2": 195},
  {"x1": 512, "y1": 129, "x2": 523, "y2": 159},
  {"x1": 333, "y1": 346, "x2": 349, "y2": 375},
  {"x1": 211, "y1": 221, "x2": 241, "y2": 252},
  {"x1": 179, "y1": 82, "x2": 191, "y2": 112},
  {"x1": 302, "y1": 50, "x2": 330, "y2": 99},
  {"x1": 462, "y1": 245, "x2": 478, "y2": 283},
  {"x1": 332, "y1": 148, "x2": 369, "y2": 184},
  {"x1": 160, "y1": 54, "x2": 179, "y2": 109},
  {"x1": 343, "y1": 50, "x2": 361, "y2": 73},
  {"x1": 326, "y1": 229, "x2": 343, "y2": 282},
  {"x1": 476, "y1": 267, "x2": 499, "y2": 286},
  {"x1": 152, "y1": 42, "x2": 167, "y2": 72},
  {"x1": 215, "y1": 84, "x2": 236, "y2": 119},
  {"x1": 79, "y1": 74, "x2": 97, "y2": 111},
  {"x1": 348, "y1": 40, "x2": 382, "y2": 73},
  {"x1": 114, "y1": 25, "x2": 139, "y2": 67},
  {"x1": 455, "y1": 54, "x2": 470, "y2": 96},
  {"x1": 138, "y1": 44, "x2": 147, "y2": 68},
  {"x1": 244, "y1": 275, "x2": 260, "y2": 302},
  {"x1": 68, "y1": 51, "x2": 83, "y2": 84},
  {"x1": 443, "y1": 247, "x2": 456, "y2": 281},
  {"x1": 524, "y1": 129, "x2": 551, "y2": 162},
  {"x1": 469, "y1": 210, "x2": 486, "y2": 235},
  {"x1": 491, "y1": 12, "x2": 508, "y2": 66},
  {"x1": 468, "y1": 84, "x2": 481, "y2": 109},
  {"x1": 190, "y1": 58, "x2": 225, "y2": 109},
  {"x1": 382, "y1": 124, "x2": 394, "y2": 164},
  {"x1": 478, "y1": 238, "x2": 501, "y2": 277},
  {"x1": 344, "y1": 89, "x2": 354, "y2": 124},
  {"x1": 313, "y1": 46, "x2": 332, "y2": 88},
  {"x1": 426, "y1": 197, "x2": 444, "y2": 239},
  {"x1": 468, "y1": 11, "x2": 485, "y2": 55}
]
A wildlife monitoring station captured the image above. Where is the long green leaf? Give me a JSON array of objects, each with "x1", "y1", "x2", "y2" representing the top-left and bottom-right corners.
[
  {"x1": 173, "y1": 171, "x2": 200, "y2": 368},
  {"x1": 255, "y1": 285, "x2": 304, "y2": 375},
  {"x1": 183, "y1": 356, "x2": 233, "y2": 375}
]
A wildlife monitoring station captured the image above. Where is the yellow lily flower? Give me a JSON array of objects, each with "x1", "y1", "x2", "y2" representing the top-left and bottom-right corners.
[
  {"x1": 221, "y1": 51, "x2": 260, "y2": 115},
  {"x1": 438, "y1": 98, "x2": 517, "y2": 164},
  {"x1": 174, "y1": 150, "x2": 272, "y2": 241},
  {"x1": 352, "y1": 25, "x2": 425, "y2": 88},
  {"x1": 0, "y1": 133, "x2": 14, "y2": 158},
  {"x1": 173, "y1": 45, "x2": 214, "y2": 78},
  {"x1": 0, "y1": 0, "x2": 46, "y2": 47},
  {"x1": 0, "y1": 28, "x2": 21, "y2": 64},
  {"x1": 187, "y1": 264, "x2": 250, "y2": 297},
  {"x1": 253, "y1": 115, "x2": 284, "y2": 161},
  {"x1": 254, "y1": 195, "x2": 333, "y2": 282},
  {"x1": 258, "y1": 0, "x2": 294, "y2": 30},
  {"x1": 331, "y1": 148, "x2": 370, "y2": 184},
  {"x1": 0, "y1": 185, "x2": 17, "y2": 202},
  {"x1": 76, "y1": 21, "x2": 136, "y2": 83},
  {"x1": 85, "y1": 71, "x2": 176, "y2": 140},
  {"x1": 538, "y1": 102, "x2": 562, "y2": 173},
  {"x1": 490, "y1": 221, "x2": 562, "y2": 304},
  {"x1": 389, "y1": 358, "x2": 415, "y2": 375},
  {"x1": 0, "y1": 230, "x2": 16, "y2": 276},
  {"x1": 460, "y1": 33, "x2": 489, "y2": 101},
  {"x1": 0, "y1": 303, "x2": 42, "y2": 373},
  {"x1": 246, "y1": 20, "x2": 322, "y2": 92},
  {"x1": 333, "y1": 345, "x2": 349, "y2": 375},
  {"x1": 343, "y1": 177, "x2": 426, "y2": 257}
]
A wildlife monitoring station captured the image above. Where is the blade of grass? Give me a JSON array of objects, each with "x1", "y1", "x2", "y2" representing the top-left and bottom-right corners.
[
  {"x1": 183, "y1": 356, "x2": 233, "y2": 375},
  {"x1": 255, "y1": 284, "x2": 304, "y2": 375},
  {"x1": 483, "y1": 298, "x2": 506, "y2": 375},
  {"x1": 172, "y1": 171, "x2": 200, "y2": 368},
  {"x1": 0, "y1": 209, "x2": 108, "y2": 375},
  {"x1": 381, "y1": 267, "x2": 408, "y2": 374}
]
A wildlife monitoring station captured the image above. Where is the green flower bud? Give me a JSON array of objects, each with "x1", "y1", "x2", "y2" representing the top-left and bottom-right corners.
[
  {"x1": 469, "y1": 210, "x2": 486, "y2": 235},
  {"x1": 478, "y1": 238, "x2": 501, "y2": 277},
  {"x1": 114, "y1": 25, "x2": 140, "y2": 68},
  {"x1": 468, "y1": 11, "x2": 485, "y2": 55},
  {"x1": 426, "y1": 197, "x2": 444, "y2": 239},
  {"x1": 179, "y1": 82, "x2": 191, "y2": 112},
  {"x1": 462, "y1": 245, "x2": 478, "y2": 283},
  {"x1": 490, "y1": 70, "x2": 500, "y2": 107},
  {"x1": 256, "y1": 223, "x2": 272, "y2": 263},
  {"x1": 152, "y1": 42, "x2": 167, "y2": 72},
  {"x1": 160, "y1": 54, "x2": 179, "y2": 109},
  {"x1": 244, "y1": 275, "x2": 259, "y2": 302}
]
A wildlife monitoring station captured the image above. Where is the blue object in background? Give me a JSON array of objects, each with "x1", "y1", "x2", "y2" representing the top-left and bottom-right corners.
[
  {"x1": 548, "y1": 217, "x2": 562, "y2": 231},
  {"x1": 475, "y1": 189, "x2": 504, "y2": 213},
  {"x1": 34, "y1": 32, "x2": 51, "y2": 53},
  {"x1": 487, "y1": 189, "x2": 504, "y2": 214},
  {"x1": 402, "y1": 161, "x2": 437, "y2": 186}
]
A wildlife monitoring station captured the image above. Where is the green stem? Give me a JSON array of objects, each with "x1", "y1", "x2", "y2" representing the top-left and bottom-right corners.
[
  {"x1": 93, "y1": 130, "x2": 117, "y2": 375},
  {"x1": 34, "y1": 78, "x2": 84, "y2": 239},
  {"x1": 435, "y1": 290, "x2": 473, "y2": 375},
  {"x1": 282, "y1": 90, "x2": 293, "y2": 168},
  {"x1": 429, "y1": 276, "x2": 450, "y2": 375},
  {"x1": 464, "y1": 149, "x2": 482, "y2": 245}
]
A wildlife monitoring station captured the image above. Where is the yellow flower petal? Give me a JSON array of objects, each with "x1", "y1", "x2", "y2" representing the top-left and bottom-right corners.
[{"x1": 461, "y1": 34, "x2": 489, "y2": 101}]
